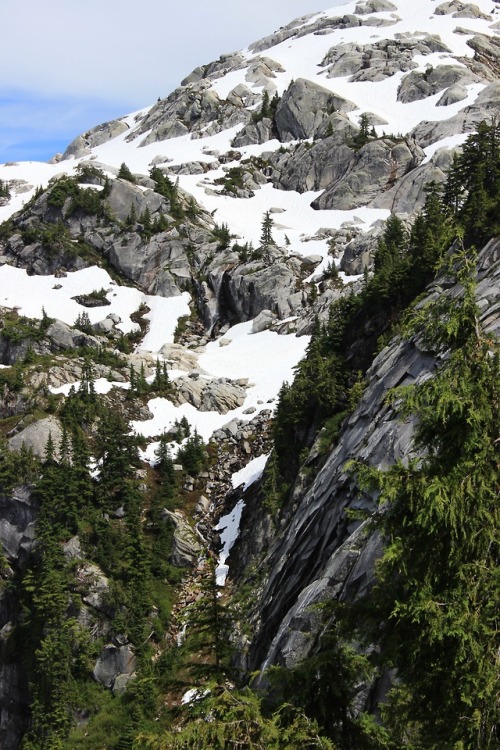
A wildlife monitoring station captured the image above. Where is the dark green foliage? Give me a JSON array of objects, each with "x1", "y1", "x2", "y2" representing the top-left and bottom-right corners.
[
  {"x1": 260, "y1": 210, "x2": 275, "y2": 246},
  {"x1": 44, "y1": 169, "x2": 112, "y2": 218},
  {"x1": 19, "y1": 439, "x2": 97, "y2": 750},
  {"x1": 273, "y1": 320, "x2": 347, "y2": 482},
  {"x1": 94, "y1": 407, "x2": 139, "y2": 510},
  {"x1": 140, "y1": 207, "x2": 152, "y2": 236},
  {"x1": 211, "y1": 222, "x2": 233, "y2": 250},
  {"x1": 215, "y1": 166, "x2": 245, "y2": 195},
  {"x1": 149, "y1": 166, "x2": 185, "y2": 221},
  {"x1": 252, "y1": 90, "x2": 280, "y2": 123},
  {"x1": 351, "y1": 252, "x2": 500, "y2": 749},
  {"x1": 177, "y1": 430, "x2": 206, "y2": 476},
  {"x1": 75, "y1": 163, "x2": 105, "y2": 184},
  {"x1": 47, "y1": 177, "x2": 78, "y2": 207},
  {"x1": 60, "y1": 359, "x2": 100, "y2": 428},
  {"x1": 149, "y1": 167, "x2": 175, "y2": 201},
  {"x1": 74, "y1": 310, "x2": 92, "y2": 332},
  {"x1": 0, "y1": 307, "x2": 53, "y2": 347},
  {"x1": 180, "y1": 556, "x2": 234, "y2": 684},
  {"x1": 0, "y1": 179, "x2": 10, "y2": 198},
  {"x1": 0, "y1": 440, "x2": 38, "y2": 494},
  {"x1": 136, "y1": 685, "x2": 334, "y2": 749},
  {"x1": 444, "y1": 120, "x2": 500, "y2": 246},
  {"x1": 118, "y1": 162, "x2": 136, "y2": 183},
  {"x1": 69, "y1": 186, "x2": 104, "y2": 216},
  {"x1": 126, "y1": 203, "x2": 137, "y2": 228},
  {"x1": 350, "y1": 113, "x2": 375, "y2": 150},
  {"x1": 269, "y1": 612, "x2": 376, "y2": 748},
  {"x1": 151, "y1": 358, "x2": 170, "y2": 394}
]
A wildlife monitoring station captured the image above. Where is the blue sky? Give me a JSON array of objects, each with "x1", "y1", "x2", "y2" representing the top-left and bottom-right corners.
[{"x1": 0, "y1": 0, "x2": 344, "y2": 164}]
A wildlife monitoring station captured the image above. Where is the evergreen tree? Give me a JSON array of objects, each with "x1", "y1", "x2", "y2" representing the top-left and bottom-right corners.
[
  {"x1": 118, "y1": 162, "x2": 136, "y2": 183},
  {"x1": 140, "y1": 206, "x2": 151, "y2": 236},
  {"x1": 260, "y1": 210, "x2": 275, "y2": 246},
  {"x1": 181, "y1": 556, "x2": 233, "y2": 684},
  {"x1": 95, "y1": 408, "x2": 139, "y2": 510},
  {"x1": 351, "y1": 250, "x2": 500, "y2": 749},
  {"x1": 126, "y1": 202, "x2": 137, "y2": 228},
  {"x1": 177, "y1": 430, "x2": 206, "y2": 476}
]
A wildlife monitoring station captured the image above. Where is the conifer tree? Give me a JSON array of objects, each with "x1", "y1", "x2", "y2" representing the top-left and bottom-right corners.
[
  {"x1": 352, "y1": 250, "x2": 500, "y2": 749},
  {"x1": 260, "y1": 210, "x2": 275, "y2": 246},
  {"x1": 181, "y1": 555, "x2": 233, "y2": 684},
  {"x1": 118, "y1": 162, "x2": 135, "y2": 183}
]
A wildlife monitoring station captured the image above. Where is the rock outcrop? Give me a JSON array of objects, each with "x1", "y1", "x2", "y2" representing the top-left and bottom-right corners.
[
  {"x1": 312, "y1": 137, "x2": 424, "y2": 210},
  {"x1": 274, "y1": 79, "x2": 357, "y2": 142},
  {"x1": 231, "y1": 238, "x2": 500, "y2": 676},
  {"x1": 8, "y1": 416, "x2": 64, "y2": 459}
]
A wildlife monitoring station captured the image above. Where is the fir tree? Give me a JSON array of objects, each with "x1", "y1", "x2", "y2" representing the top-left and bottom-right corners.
[
  {"x1": 181, "y1": 555, "x2": 233, "y2": 684},
  {"x1": 260, "y1": 210, "x2": 275, "y2": 246},
  {"x1": 351, "y1": 250, "x2": 500, "y2": 749},
  {"x1": 118, "y1": 162, "x2": 135, "y2": 183}
]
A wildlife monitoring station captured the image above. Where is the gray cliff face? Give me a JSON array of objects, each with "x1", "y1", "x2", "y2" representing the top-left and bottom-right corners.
[
  {"x1": 312, "y1": 137, "x2": 425, "y2": 210},
  {"x1": 0, "y1": 485, "x2": 38, "y2": 750},
  {"x1": 230, "y1": 239, "x2": 500, "y2": 676}
]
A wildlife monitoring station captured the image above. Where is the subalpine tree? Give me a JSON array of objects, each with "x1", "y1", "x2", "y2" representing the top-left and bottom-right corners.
[
  {"x1": 138, "y1": 685, "x2": 334, "y2": 749},
  {"x1": 95, "y1": 408, "x2": 139, "y2": 510},
  {"x1": 118, "y1": 162, "x2": 135, "y2": 183},
  {"x1": 181, "y1": 555, "x2": 233, "y2": 684},
  {"x1": 260, "y1": 210, "x2": 275, "y2": 246},
  {"x1": 352, "y1": 250, "x2": 500, "y2": 749}
]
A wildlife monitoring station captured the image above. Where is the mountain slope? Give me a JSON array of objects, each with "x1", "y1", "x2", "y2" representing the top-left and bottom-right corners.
[{"x1": 0, "y1": 1, "x2": 499, "y2": 749}]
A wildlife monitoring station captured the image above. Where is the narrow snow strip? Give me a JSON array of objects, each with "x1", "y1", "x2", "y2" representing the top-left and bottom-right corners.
[
  {"x1": 215, "y1": 499, "x2": 245, "y2": 586},
  {"x1": 422, "y1": 133, "x2": 469, "y2": 164},
  {"x1": 50, "y1": 378, "x2": 130, "y2": 396},
  {"x1": 231, "y1": 452, "x2": 269, "y2": 490},
  {"x1": 216, "y1": 454, "x2": 268, "y2": 586}
]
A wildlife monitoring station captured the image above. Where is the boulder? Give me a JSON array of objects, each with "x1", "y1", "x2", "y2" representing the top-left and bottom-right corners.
[
  {"x1": 369, "y1": 148, "x2": 456, "y2": 213},
  {"x1": 411, "y1": 81, "x2": 500, "y2": 147},
  {"x1": 9, "y1": 417, "x2": 63, "y2": 459},
  {"x1": 320, "y1": 35, "x2": 449, "y2": 82},
  {"x1": 355, "y1": 0, "x2": 397, "y2": 12},
  {"x1": 251, "y1": 310, "x2": 276, "y2": 333},
  {"x1": 215, "y1": 255, "x2": 305, "y2": 322},
  {"x1": 105, "y1": 179, "x2": 166, "y2": 224},
  {"x1": 434, "y1": 1, "x2": 490, "y2": 19},
  {"x1": 158, "y1": 343, "x2": 200, "y2": 372},
  {"x1": 62, "y1": 119, "x2": 129, "y2": 160},
  {"x1": 232, "y1": 118, "x2": 275, "y2": 148},
  {"x1": 93, "y1": 644, "x2": 136, "y2": 689},
  {"x1": 437, "y1": 83, "x2": 469, "y2": 106},
  {"x1": 171, "y1": 376, "x2": 246, "y2": 413},
  {"x1": 397, "y1": 65, "x2": 480, "y2": 103},
  {"x1": 274, "y1": 79, "x2": 356, "y2": 142},
  {"x1": 162, "y1": 510, "x2": 203, "y2": 567},
  {"x1": 63, "y1": 536, "x2": 84, "y2": 561},
  {"x1": 272, "y1": 122, "x2": 356, "y2": 193},
  {"x1": 79, "y1": 563, "x2": 110, "y2": 613}
]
